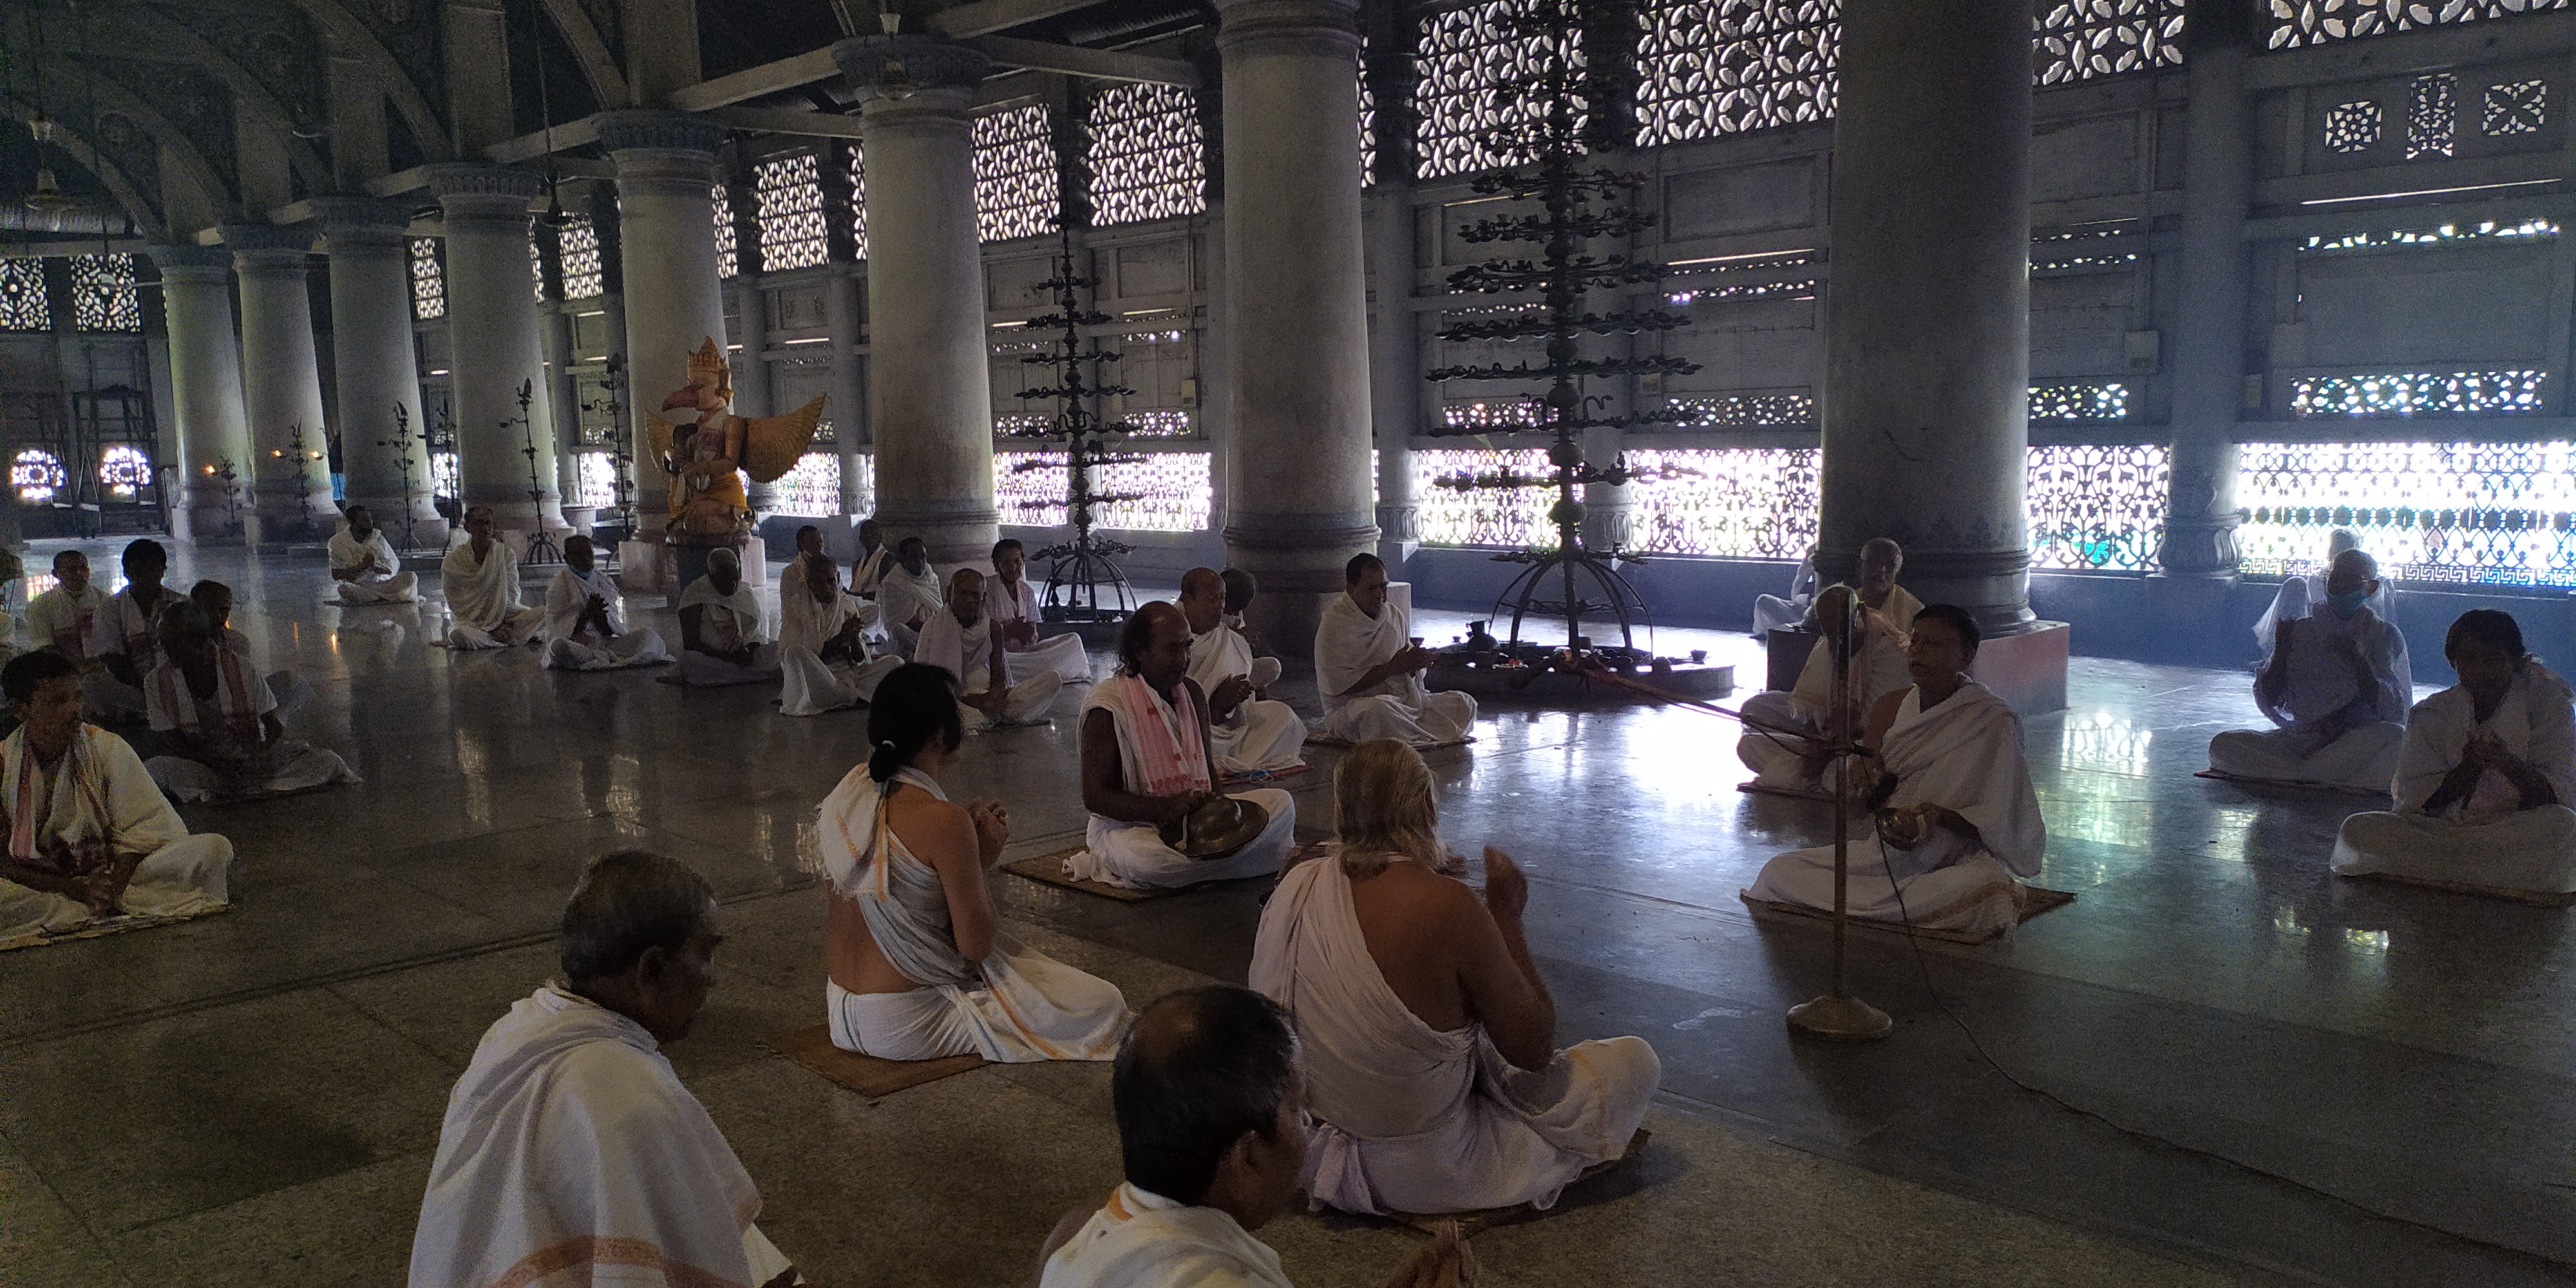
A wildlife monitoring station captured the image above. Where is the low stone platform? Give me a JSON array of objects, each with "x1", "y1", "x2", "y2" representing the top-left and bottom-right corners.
[{"x1": 1432, "y1": 659, "x2": 1735, "y2": 703}]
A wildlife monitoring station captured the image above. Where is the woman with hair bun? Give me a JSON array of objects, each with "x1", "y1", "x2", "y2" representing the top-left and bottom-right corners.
[
  {"x1": 817, "y1": 662, "x2": 1128, "y2": 1060},
  {"x1": 2333, "y1": 609, "x2": 2576, "y2": 895}
]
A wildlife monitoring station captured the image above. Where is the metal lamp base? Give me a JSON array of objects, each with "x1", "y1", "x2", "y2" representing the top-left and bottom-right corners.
[{"x1": 1786, "y1": 993, "x2": 1893, "y2": 1042}]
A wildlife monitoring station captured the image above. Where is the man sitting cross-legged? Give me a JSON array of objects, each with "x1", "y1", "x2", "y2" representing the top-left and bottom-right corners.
[
  {"x1": 0, "y1": 651, "x2": 232, "y2": 941},
  {"x1": 1251, "y1": 739, "x2": 1660, "y2": 1217},
  {"x1": 440, "y1": 506, "x2": 545, "y2": 649},
  {"x1": 26, "y1": 549, "x2": 102, "y2": 660},
  {"x1": 142, "y1": 600, "x2": 359, "y2": 803},
  {"x1": 85, "y1": 538, "x2": 182, "y2": 721},
  {"x1": 1747, "y1": 604, "x2": 2049, "y2": 936},
  {"x1": 877, "y1": 536, "x2": 945, "y2": 659},
  {"x1": 410, "y1": 851, "x2": 801, "y2": 1288},
  {"x1": 676, "y1": 547, "x2": 784, "y2": 687},
  {"x1": 1314, "y1": 553, "x2": 1477, "y2": 748},
  {"x1": 1179, "y1": 567, "x2": 1304, "y2": 775},
  {"x1": 986, "y1": 538, "x2": 1093, "y2": 685},
  {"x1": 2333, "y1": 609, "x2": 2576, "y2": 894},
  {"x1": 779, "y1": 549, "x2": 899, "y2": 716},
  {"x1": 819, "y1": 663, "x2": 1126, "y2": 1061},
  {"x1": 540, "y1": 535, "x2": 669, "y2": 672},
  {"x1": 915, "y1": 568, "x2": 1060, "y2": 731},
  {"x1": 1068, "y1": 602, "x2": 1297, "y2": 891},
  {"x1": 1039, "y1": 984, "x2": 1477, "y2": 1288},
  {"x1": 1738, "y1": 581, "x2": 1913, "y2": 794},
  {"x1": 327, "y1": 504, "x2": 417, "y2": 604},
  {"x1": 2209, "y1": 548, "x2": 2412, "y2": 791}
]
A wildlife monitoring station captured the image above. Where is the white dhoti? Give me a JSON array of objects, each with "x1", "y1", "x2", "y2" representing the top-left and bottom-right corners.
[
  {"x1": 781, "y1": 648, "x2": 900, "y2": 716},
  {"x1": 334, "y1": 572, "x2": 417, "y2": 605},
  {"x1": 539, "y1": 565, "x2": 668, "y2": 671},
  {"x1": 679, "y1": 643, "x2": 782, "y2": 687},
  {"x1": 1750, "y1": 594, "x2": 1806, "y2": 636},
  {"x1": 0, "y1": 833, "x2": 234, "y2": 941},
  {"x1": 2329, "y1": 663, "x2": 2576, "y2": 893},
  {"x1": 1314, "y1": 592, "x2": 1478, "y2": 746},
  {"x1": 1736, "y1": 690, "x2": 1820, "y2": 790},
  {"x1": 145, "y1": 746, "x2": 361, "y2": 804},
  {"x1": 1065, "y1": 786, "x2": 1297, "y2": 890},
  {"x1": 330, "y1": 528, "x2": 417, "y2": 604},
  {"x1": 441, "y1": 539, "x2": 542, "y2": 648},
  {"x1": 961, "y1": 673, "x2": 1062, "y2": 731},
  {"x1": 1749, "y1": 844, "x2": 2031, "y2": 936},
  {"x1": 2332, "y1": 805, "x2": 2576, "y2": 893},
  {"x1": 545, "y1": 629, "x2": 670, "y2": 671},
  {"x1": 446, "y1": 609, "x2": 544, "y2": 651},
  {"x1": 1005, "y1": 632, "x2": 1093, "y2": 687},
  {"x1": 1188, "y1": 626, "x2": 1300, "y2": 773},
  {"x1": 1318, "y1": 691, "x2": 1478, "y2": 745},
  {"x1": 0, "y1": 725, "x2": 233, "y2": 939},
  {"x1": 144, "y1": 658, "x2": 361, "y2": 802},
  {"x1": 2207, "y1": 722, "x2": 2405, "y2": 791}
]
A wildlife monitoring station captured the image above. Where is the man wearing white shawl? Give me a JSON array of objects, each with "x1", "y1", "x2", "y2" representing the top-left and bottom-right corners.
[
  {"x1": 1314, "y1": 553, "x2": 1476, "y2": 747},
  {"x1": 540, "y1": 536, "x2": 669, "y2": 671},
  {"x1": 439, "y1": 507, "x2": 545, "y2": 649},
  {"x1": 1249, "y1": 739, "x2": 1658, "y2": 1217},
  {"x1": 327, "y1": 506, "x2": 418, "y2": 604},
  {"x1": 1071, "y1": 604, "x2": 1297, "y2": 890},
  {"x1": 1739, "y1": 547, "x2": 1922, "y2": 791},
  {"x1": 142, "y1": 600, "x2": 361, "y2": 803},
  {"x1": 26, "y1": 550, "x2": 102, "y2": 658},
  {"x1": 876, "y1": 536, "x2": 945, "y2": 659},
  {"x1": 676, "y1": 549, "x2": 784, "y2": 687},
  {"x1": 1748, "y1": 605, "x2": 2050, "y2": 936},
  {"x1": 85, "y1": 539, "x2": 180, "y2": 719},
  {"x1": 2254, "y1": 528, "x2": 2394, "y2": 654},
  {"x1": 1041, "y1": 985, "x2": 1479, "y2": 1288},
  {"x1": 2210, "y1": 549, "x2": 2411, "y2": 791},
  {"x1": 409, "y1": 851, "x2": 800, "y2": 1288},
  {"x1": 1750, "y1": 546, "x2": 1821, "y2": 637},
  {"x1": 2333, "y1": 609, "x2": 2576, "y2": 893},
  {"x1": 849, "y1": 518, "x2": 891, "y2": 597},
  {"x1": 820, "y1": 663, "x2": 1126, "y2": 1061},
  {"x1": 1177, "y1": 568, "x2": 1303, "y2": 775},
  {"x1": 778, "y1": 551, "x2": 898, "y2": 716},
  {"x1": 987, "y1": 539, "x2": 1094, "y2": 685},
  {"x1": 916, "y1": 568, "x2": 1061, "y2": 730},
  {"x1": 0, "y1": 652, "x2": 231, "y2": 941}
]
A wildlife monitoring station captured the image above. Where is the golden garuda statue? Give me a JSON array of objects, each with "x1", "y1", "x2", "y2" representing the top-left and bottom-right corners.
[{"x1": 645, "y1": 337, "x2": 826, "y2": 543}]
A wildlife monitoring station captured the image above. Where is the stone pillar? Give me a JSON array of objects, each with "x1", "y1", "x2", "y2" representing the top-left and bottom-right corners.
[
  {"x1": 1818, "y1": 0, "x2": 2032, "y2": 629},
  {"x1": 2163, "y1": 0, "x2": 2255, "y2": 579},
  {"x1": 596, "y1": 111, "x2": 731, "y2": 533},
  {"x1": 150, "y1": 245, "x2": 254, "y2": 544},
  {"x1": 424, "y1": 164, "x2": 563, "y2": 535},
  {"x1": 314, "y1": 196, "x2": 444, "y2": 545},
  {"x1": 222, "y1": 224, "x2": 337, "y2": 542},
  {"x1": 833, "y1": 37, "x2": 999, "y2": 565},
  {"x1": 535, "y1": 220, "x2": 584, "y2": 516},
  {"x1": 589, "y1": 187, "x2": 636, "y2": 527},
  {"x1": 1210, "y1": 0, "x2": 1375, "y2": 654},
  {"x1": 727, "y1": 173, "x2": 775, "y2": 512},
  {"x1": 820, "y1": 139, "x2": 873, "y2": 533},
  {"x1": 1367, "y1": 192, "x2": 1419, "y2": 566}
]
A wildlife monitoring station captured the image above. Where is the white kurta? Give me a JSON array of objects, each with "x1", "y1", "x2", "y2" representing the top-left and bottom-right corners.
[
  {"x1": 676, "y1": 577, "x2": 782, "y2": 687},
  {"x1": 0, "y1": 724, "x2": 232, "y2": 940},
  {"x1": 1067, "y1": 676, "x2": 1296, "y2": 890},
  {"x1": 916, "y1": 610, "x2": 1059, "y2": 729},
  {"x1": 984, "y1": 575, "x2": 1092, "y2": 685},
  {"x1": 328, "y1": 528, "x2": 418, "y2": 604},
  {"x1": 1186, "y1": 621, "x2": 1303, "y2": 774},
  {"x1": 143, "y1": 649, "x2": 361, "y2": 802},
  {"x1": 1738, "y1": 601, "x2": 1914, "y2": 791},
  {"x1": 818, "y1": 766, "x2": 1128, "y2": 1061},
  {"x1": 1040, "y1": 1184, "x2": 1293, "y2": 1288},
  {"x1": 1748, "y1": 680, "x2": 2049, "y2": 935},
  {"x1": 1249, "y1": 851, "x2": 1660, "y2": 1216},
  {"x1": 2210, "y1": 609, "x2": 2411, "y2": 790},
  {"x1": 1312, "y1": 593, "x2": 1477, "y2": 746},
  {"x1": 409, "y1": 985, "x2": 793, "y2": 1288},
  {"x1": 25, "y1": 583, "x2": 101, "y2": 657},
  {"x1": 2333, "y1": 663, "x2": 2576, "y2": 893},
  {"x1": 440, "y1": 540, "x2": 544, "y2": 649},
  {"x1": 540, "y1": 567, "x2": 669, "y2": 671},
  {"x1": 777, "y1": 583, "x2": 898, "y2": 716}
]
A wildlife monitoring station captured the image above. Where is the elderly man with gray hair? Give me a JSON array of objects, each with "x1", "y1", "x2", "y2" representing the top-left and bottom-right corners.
[
  {"x1": 676, "y1": 546, "x2": 784, "y2": 687},
  {"x1": 2209, "y1": 547, "x2": 2413, "y2": 791},
  {"x1": 410, "y1": 851, "x2": 800, "y2": 1288}
]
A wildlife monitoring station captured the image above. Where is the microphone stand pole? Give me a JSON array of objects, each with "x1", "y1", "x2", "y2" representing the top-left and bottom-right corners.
[{"x1": 1785, "y1": 593, "x2": 1894, "y2": 1043}]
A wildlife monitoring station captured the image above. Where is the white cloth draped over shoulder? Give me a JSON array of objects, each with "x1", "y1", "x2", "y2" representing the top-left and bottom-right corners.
[
  {"x1": 1068, "y1": 676, "x2": 1296, "y2": 890},
  {"x1": 916, "y1": 610, "x2": 1059, "y2": 728},
  {"x1": 1039, "y1": 1183, "x2": 1293, "y2": 1288},
  {"x1": 408, "y1": 985, "x2": 793, "y2": 1288},
  {"x1": 89, "y1": 585, "x2": 173, "y2": 669},
  {"x1": 2333, "y1": 662, "x2": 2576, "y2": 893},
  {"x1": 2254, "y1": 571, "x2": 2395, "y2": 654},
  {"x1": 1187, "y1": 622, "x2": 1303, "y2": 774},
  {"x1": 1738, "y1": 594, "x2": 1916, "y2": 791},
  {"x1": 540, "y1": 567, "x2": 668, "y2": 671},
  {"x1": 1749, "y1": 680, "x2": 2049, "y2": 935},
  {"x1": 0, "y1": 724, "x2": 232, "y2": 941},
  {"x1": 817, "y1": 766, "x2": 1126, "y2": 1061},
  {"x1": 777, "y1": 582, "x2": 897, "y2": 716},
  {"x1": 440, "y1": 540, "x2": 544, "y2": 649},
  {"x1": 1249, "y1": 852, "x2": 1660, "y2": 1216},
  {"x1": 329, "y1": 528, "x2": 418, "y2": 604},
  {"x1": 676, "y1": 576, "x2": 781, "y2": 687},
  {"x1": 142, "y1": 648, "x2": 361, "y2": 802},
  {"x1": 985, "y1": 575, "x2": 1092, "y2": 685},
  {"x1": 1749, "y1": 553, "x2": 1822, "y2": 637},
  {"x1": 1312, "y1": 593, "x2": 1476, "y2": 746},
  {"x1": 2210, "y1": 609, "x2": 2411, "y2": 791},
  {"x1": 879, "y1": 564, "x2": 945, "y2": 633},
  {"x1": 26, "y1": 583, "x2": 100, "y2": 657}
]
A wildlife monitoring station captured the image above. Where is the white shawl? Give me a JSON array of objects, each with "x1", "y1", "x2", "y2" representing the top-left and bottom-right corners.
[
  {"x1": 2259, "y1": 609, "x2": 2411, "y2": 728},
  {"x1": 2393, "y1": 663, "x2": 2576, "y2": 817},
  {"x1": 679, "y1": 577, "x2": 766, "y2": 651},
  {"x1": 880, "y1": 563, "x2": 945, "y2": 627},
  {"x1": 851, "y1": 546, "x2": 889, "y2": 596},
  {"x1": 1314, "y1": 592, "x2": 1418, "y2": 714},
  {"x1": 1040, "y1": 1184, "x2": 1291, "y2": 1288},
  {"x1": 26, "y1": 583, "x2": 100, "y2": 656},
  {"x1": 779, "y1": 580, "x2": 861, "y2": 657},
  {"x1": 0, "y1": 724, "x2": 187, "y2": 867},
  {"x1": 542, "y1": 567, "x2": 628, "y2": 646},
  {"x1": 408, "y1": 985, "x2": 783, "y2": 1288},
  {"x1": 145, "y1": 648, "x2": 276, "y2": 758},
  {"x1": 1788, "y1": 601, "x2": 1913, "y2": 720},
  {"x1": 329, "y1": 527, "x2": 401, "y2": 578},
  {"x1": 1187, "y1": 622, "x2": 1258, "y2": 696},
  {"x1": 440, "y1": 540, "x2": 527, "y2": 632},
  {"x1": 1876, "y1": 681, "x2": 2047, "y2": 878},
  {"x1": 89, "y1": 585, "x2": 175, "y2": 665},
  {"x1": 915, "y1": 609, "x2": 994, "y2": 692},
  {"x1": 986, "y1": 575, "x2": 1043, "y2": 630}
]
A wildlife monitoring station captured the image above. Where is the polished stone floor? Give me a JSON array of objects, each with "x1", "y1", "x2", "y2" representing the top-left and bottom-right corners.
[{"x1": 5, "y1": 540, "x2": 2571, "y2": 1287}]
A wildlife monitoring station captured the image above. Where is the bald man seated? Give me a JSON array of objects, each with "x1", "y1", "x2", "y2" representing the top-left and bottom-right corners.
[
  {"x1": 913, "y1": 568, "x2": 1059, "y2": 730},
  {"x1": 987, "y1": 538, "x2": 1092, "y2": 685},
  {"x1": 541, "y1": 536, "x2": 670, "y2": 671},
  {"x1": 1068, "y1": 603, "x2": 1298, "y2": 891},
  {"x1": 2209, "y1": 549, "x2": 2412, "y2": 791},
  {"x1": 1179, "y1": 567, "x2": 1303, "y2": 775},
  {"x1": 328, "y1": 506, "x2": 417, "y2": 605},
  {"x1": 1738, "y1": 540, "x2": 1920, "y2": 793},
  {"x1": 779, "y1": 549, "x2": 899, "y2": 715},
  {"x1": 441, "y1": 507, "x2": 546, "y2": 649},
  {"x1": 676, "y1": 547, "x2": 783, "y2": 687},
  {"x1": 1314, "y1": 554, "x2": 1477, "y2": 748}
]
